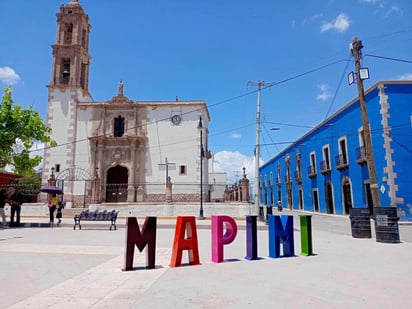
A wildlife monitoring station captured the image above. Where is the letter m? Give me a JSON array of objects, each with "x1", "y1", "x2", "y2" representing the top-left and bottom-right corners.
[{"x1": 123, "y1": 217, "x2": 157, "y2": 271}]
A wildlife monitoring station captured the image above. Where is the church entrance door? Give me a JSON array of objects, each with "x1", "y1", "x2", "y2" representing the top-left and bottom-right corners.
[{"x1": 106, "y1": 165, "x2": 128, "y2": 202}]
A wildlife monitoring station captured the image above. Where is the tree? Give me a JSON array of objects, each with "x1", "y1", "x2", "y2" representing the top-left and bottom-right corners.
[{"x1": 0, "y1": 87, "x2": 56, "y2": 176}]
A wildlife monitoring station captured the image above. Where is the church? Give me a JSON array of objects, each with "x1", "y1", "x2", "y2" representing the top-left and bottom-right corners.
[{"x1": 41, "y1": 0, "x2": 211, "y2": 207}]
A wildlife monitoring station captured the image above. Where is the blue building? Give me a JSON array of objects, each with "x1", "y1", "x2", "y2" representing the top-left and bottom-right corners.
[{"x1": 259, "y1": 81, "x2": 412, "y2": 221}]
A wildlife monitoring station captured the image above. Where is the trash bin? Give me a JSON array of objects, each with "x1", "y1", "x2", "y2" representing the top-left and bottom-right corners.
[
  {"x1": 349, "y1": 208, "x2": 371, "y2": 238},
  {"x1": 373, "y1": 207, "x2": 400, "y2": 244}
]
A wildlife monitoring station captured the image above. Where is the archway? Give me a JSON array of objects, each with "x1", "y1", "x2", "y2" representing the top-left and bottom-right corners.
[
  {"x1": 342, "y1": 178, "x2": 353, "y2": 215},
  {"x1": 56, "y1": 166, "x2": 93, "y2": 208},
  {"x1": 106, "y1": 165, "x2": 128, "y2": 202},
  {"x1": 325, "y1": 181, "x2": 334, "y2": 214}
]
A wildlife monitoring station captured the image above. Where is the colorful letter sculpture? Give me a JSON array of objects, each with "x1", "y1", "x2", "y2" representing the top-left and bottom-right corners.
[
  {"x1": 211, "y1": 215, "x2": 238, "y2": 263},
  {"x1": 123, "y1": 217, "x2": 157, "y2": 271},
  {"x1": 245, "y1": 215, "x2": 258, "y2": 260},
  {"x1": 300, "y1": 215, "x2": 313, "y2": 256},
  {"x1": 170, "y1": 216, "x2": 201, "y2": 267},
  {"x1": 268, "y1": 215, "x2": 295, "y2": 258}
]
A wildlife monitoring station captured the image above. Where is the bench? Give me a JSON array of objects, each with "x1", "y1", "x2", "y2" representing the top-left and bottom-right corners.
[{"x1": 73, "y1": 209, "x2": 119, "y2": 230}]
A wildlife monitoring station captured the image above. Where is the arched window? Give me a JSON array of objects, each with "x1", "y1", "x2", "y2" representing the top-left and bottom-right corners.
[
  {"x1": 63, "y1": 23, "x2": 73, "y2": 44},
  {"x1": 60, "y1": 58, "x2": 71, "y2": 84},
  {"x1": 114, "y1": 116, "x2": 125, "y2": 137}
]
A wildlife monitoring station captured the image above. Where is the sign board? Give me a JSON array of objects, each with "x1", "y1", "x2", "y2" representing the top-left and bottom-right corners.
[{"x1": 376, "y1": 215, "x2": 388, "y2": 227}]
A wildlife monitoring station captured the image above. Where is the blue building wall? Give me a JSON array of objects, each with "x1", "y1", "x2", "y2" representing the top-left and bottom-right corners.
[{"x1": 259, "y1": 81, "x2": 412, "y2": 221}]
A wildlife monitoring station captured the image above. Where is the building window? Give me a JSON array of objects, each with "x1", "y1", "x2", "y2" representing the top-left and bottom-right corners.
[
  {"x1": 336, "y1": 137, "x2": 349, "y2": 170},
  {"x1": 179, "y1": 165, "x2": 187, "y2": 175},
  {"x1": 81, "y1": 28, "x2": 87, "y2": 48},
  {"x1": 308, "y1": 151, "x2": 316, "y2": 177},
  {"x1": 321, "y1": 145, "x2": 331, "y2": 174},
  {"x1": 285, "y1": 155, "x2": 291, "y2": 183},
  {"x1": 295, "y1": 152, "x2": 302, "y2": 181},
  {"x1": 277, "y1": 162, "x2": 281, "y2": 185},
  {"x1": 114, "y1": 116, "x2": 125, "y2": 137},
  {"x1": 63, "y1": 23, "x2": 73, "y2": 44},
  {"x1": 356, "y1": 127, "x2": 367, "y2": 164}
]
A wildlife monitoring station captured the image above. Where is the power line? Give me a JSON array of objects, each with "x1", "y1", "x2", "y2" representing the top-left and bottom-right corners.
[
  {"x1": 324, "y1": 54, "x2": 352, "y2": 119},
  {"x1": 365, "y1": 54, "x2": 412, "y2": 64},
  {"x1": 16, "y1": 58, "x2": 356, "y2": 157}
]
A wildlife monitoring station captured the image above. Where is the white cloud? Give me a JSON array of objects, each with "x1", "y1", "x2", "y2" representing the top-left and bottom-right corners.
[
  {"x1": 316, "y1": 84, "x2": 332, "y2": 101},
  {"x1": 0, "y1": 66, "x2": 20, "y2": 85},
  {"x1": 359, "y1": 0, "x2": 381, "y2": 4},
  {"x1": 386, "y1": 5, "x2": 402, "y2": 17},
  {"x1": 397, "y1": 73, "x2": 412, "y2": 80},
  {"x1": 321, "y1": 13, "x2": 350, "y2": 33},
  {"x1": 213, "y1": 150, "x2": 261, "y2": 184},
  {"x1": 231, "y1": 133, "x2": 241, "y2": 139}
]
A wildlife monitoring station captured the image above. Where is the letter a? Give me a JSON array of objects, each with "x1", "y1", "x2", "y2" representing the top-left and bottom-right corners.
[
  {"x1": 211, "y1": 215, "x2": 238, "y2": 263},
  {"x1": 170, "y1": 216, "x2": 201, "y2": 267},
  {"x1": 123, "y1": 217, "x2": 157, "y2": 271}
]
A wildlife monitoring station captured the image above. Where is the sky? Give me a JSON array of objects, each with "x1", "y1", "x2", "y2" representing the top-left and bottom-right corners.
[{"x1": 1, "y1": 0, "x2": 411, "y2": 184}]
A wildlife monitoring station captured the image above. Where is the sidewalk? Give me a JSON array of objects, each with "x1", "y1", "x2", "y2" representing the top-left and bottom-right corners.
[{"x1": 1, "y1": 212, "x2": 411, "y2": 308}]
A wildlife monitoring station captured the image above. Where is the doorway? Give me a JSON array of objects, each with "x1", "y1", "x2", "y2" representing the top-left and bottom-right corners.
[
  {"x1": 325, "y1": 181, "x2": 334, "y2": 214},
  {"x1": 343, "y1": 178, "x2": 353, "y2": 214},
  {"x1": 106, "y1": 165, "x2": 128, "y2": 202},
  {"x1": 313, "y1": 189, "x2": 319, "y2": 212}
]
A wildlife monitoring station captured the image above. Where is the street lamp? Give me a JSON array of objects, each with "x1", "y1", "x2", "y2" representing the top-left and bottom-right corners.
[{"x1": 197, "y1": 116, "x2": 205, "y2": 220}]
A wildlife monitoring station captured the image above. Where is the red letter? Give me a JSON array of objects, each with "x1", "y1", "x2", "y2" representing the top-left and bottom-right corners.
[
  {"x1": 122, "y1": 217, "x2": 157, "y2": 271},
  {"x1": 170, "y1": 216, "x2": 200, "y2": 267}
]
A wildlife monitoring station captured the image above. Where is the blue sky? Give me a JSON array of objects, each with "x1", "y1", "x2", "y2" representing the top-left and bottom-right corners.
[{"x1": 1, "y1": 0, "x2": 411, "y2": 183}]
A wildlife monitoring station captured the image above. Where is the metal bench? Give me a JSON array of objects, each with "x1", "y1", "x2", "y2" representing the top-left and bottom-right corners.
[{"x1": 73, "y1": 209, "x2": 119, "y2": 230}]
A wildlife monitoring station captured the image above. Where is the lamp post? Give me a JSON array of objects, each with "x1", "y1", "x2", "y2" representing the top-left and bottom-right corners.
[{"x1": 198, "y1": 116, "x2": 205, "y2": 220}]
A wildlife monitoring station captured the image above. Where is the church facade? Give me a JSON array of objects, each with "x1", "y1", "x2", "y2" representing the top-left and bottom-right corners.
[{"x1": 41, "y1": 0, "x2": 211, "y2": 207}]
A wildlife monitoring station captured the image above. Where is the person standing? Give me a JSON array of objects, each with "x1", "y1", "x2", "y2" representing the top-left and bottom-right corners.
[
  {"x1": 9, "y1": 188, "x2": 24, "y2": 227},
  {"x1": 48, "y1": 194, "x2": 58, "y2": 224},
  {"x1": 0, "y1": 189, "x2": 8, "y2": 227}
]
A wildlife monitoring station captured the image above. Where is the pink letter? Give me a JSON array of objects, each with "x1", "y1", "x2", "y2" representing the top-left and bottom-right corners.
[{"x1": 211, "y1": 215, "x2": 238, "y2": 263}]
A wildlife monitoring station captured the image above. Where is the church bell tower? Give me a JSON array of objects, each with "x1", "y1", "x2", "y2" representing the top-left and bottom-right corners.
[
  {"x1": 42, "y1": 0, "x2": 92, "y2": 195},
  {"x1": 49, "y1": 0, "x2": 91, "y2": 92}
]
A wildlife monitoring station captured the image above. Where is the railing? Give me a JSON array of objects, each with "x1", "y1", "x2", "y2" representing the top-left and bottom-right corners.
[
  {"x1": 294, "y1": 170, "x2": 302, "y2": 182},
  {"x1": 356, "y1": 146, "x2": 367, "y2": 164},
  {"x1": 335, "y1": 154, "x2": 349, "y2": 170},
  {"x1": 307, "y1": 165, "x2": 316, "y2": 178},
  {"x1": 320, "y1": 160, "x2": 331, "y2": 175}
]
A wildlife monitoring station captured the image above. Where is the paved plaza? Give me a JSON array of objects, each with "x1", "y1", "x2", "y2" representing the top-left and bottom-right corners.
[{"x1": 0, "y1": 210, "x2": 411, "y2": 308}]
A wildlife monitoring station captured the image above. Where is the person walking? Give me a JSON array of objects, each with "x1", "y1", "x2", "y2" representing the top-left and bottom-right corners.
[
  {"x1": 9, "y1": 188, "x2": 24, "y2": 227},
  {"x1": 56, "y1": 201, "x2": 64, "y2": 225},
  {"x1": 48, "y1": 194, "x2": 58, "y2": 224},
  {"x1": 0, "y1": 189, "x2": 8, "y2": 227}
]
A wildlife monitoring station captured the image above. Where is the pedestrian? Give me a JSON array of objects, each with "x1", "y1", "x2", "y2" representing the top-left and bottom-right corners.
[
  {"x1": 0, "y1": 189, "x2": 8, "y2": 227},
  {"x1": 48, "y1": 193, "x2": 58, "y2": 224},
  {"x1": 277, "y1": 200, "x2": 282, "y2": 212},
  {"x1": 9, "y1": 188, "x2": 24, "y2": 227},
  {"x1": 56, "y1": 201, "x2": 64, "y2": 225}
]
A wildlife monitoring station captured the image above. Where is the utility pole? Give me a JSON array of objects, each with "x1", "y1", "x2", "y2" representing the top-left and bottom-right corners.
[
  {"x1": 247, "y1": 80, "x2": 275, "y2": 221},
  {"x1": 350, "y1": 37, "x2": 381, "y2": 209}
]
